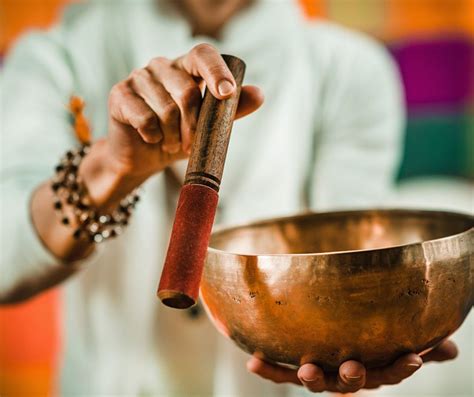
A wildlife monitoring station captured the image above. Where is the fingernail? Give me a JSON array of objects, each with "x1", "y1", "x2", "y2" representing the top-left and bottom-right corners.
[
  {"x1": 163, "y1": 143, "x2": 181, "y2": 154},
  {"x1": 344, "y1": 375, "x2": 362, "y2": 383},
  {"x1": 406, "y1": 363, "x2": 421, "y2": 369},
  {"x1": 217, "y1": 79, "x2": 234, "y2": 96},
  {"x1": 299, "y1": 367, "x2": 320, "y2": 382},
  {"x1": 301, "y1": 375, "x2": 320, "y2": 382}
]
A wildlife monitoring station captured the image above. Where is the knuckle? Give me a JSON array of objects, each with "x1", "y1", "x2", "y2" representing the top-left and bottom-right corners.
[
  {"x1": 109, "y1": 83, "x2": 123, "y2": 98},
  {"x1": 130, "y1": 67, "x2": 150, "y2": 81},
  {"x1": 149, "y1": 56, "x2": 170, "y2": 69},
  {"x1": 108, "y1": 83, "x2": 127, "y2": 107},
  {"x1": 208, "y1": 64, "x2": 229, "y2": 78},
  {"x1": 160, "y1": 102, "x2": 179, "y2": 123},
  {"x1": 192, "y1": 43, "x2": 216, "y2": 56},
  {"x1": 134, "y1": 111, "x2": 157, "y2": 130},
  {"x1": 176, "y1": 85, "x2": 201, "y2": 107},
  {"x1": 142, "y1": 133, "x2": 160, "y2": 144}
]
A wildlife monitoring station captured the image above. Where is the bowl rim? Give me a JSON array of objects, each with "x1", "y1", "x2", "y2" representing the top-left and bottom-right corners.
[{"x1": 207, "y1": 208, "x2": 474, "y2": 258}]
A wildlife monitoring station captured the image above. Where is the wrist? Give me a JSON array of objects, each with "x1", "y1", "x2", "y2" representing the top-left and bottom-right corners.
[{"x1": 79, "y1": 139, "x2": 149, "y2": 212}]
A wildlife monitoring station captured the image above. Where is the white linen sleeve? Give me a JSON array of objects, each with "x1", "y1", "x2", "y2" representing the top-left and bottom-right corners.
[
  {"x1": 0, "y1": 31, "x2": 93, "y2": 300},
  {"x1": 308, "y1": 35, "x2": 405, "y2": 211}
]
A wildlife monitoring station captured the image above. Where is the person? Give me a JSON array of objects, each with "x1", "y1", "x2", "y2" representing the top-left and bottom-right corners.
[{"x1": 0, "y1": 0, "x2": 458, "y2": 395}]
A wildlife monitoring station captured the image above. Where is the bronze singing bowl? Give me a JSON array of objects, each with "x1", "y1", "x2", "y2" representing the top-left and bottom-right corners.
[{"x1": 200, "y1": 209, "x2": 473, "y2": 371}]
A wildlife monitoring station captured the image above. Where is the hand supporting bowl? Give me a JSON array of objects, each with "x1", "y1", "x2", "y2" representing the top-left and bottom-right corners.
[{"x1": 200, "y1": 209, "x2": 473, "y2": 371}]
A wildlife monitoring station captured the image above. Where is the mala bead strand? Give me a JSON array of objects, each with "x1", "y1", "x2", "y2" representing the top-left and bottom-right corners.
[
  {"x1": 50, "y1": 143, "x2": 140, "y2": 243},
  {"x1": 49, "y1": 96, "x2": 141, "y2": 243}
]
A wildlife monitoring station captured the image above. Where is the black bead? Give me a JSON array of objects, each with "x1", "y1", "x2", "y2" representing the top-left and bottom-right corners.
[
  {"x1": 55, "y1": 164, "x2": 64, "y2": 172},
  {"x1": 53, "y1": 201, "x2": 62, "y2": 210},
  {"x1": 51, "y1": 182, "x2": 61, "y2": 191},
  {"x1": 121, "y1": 219, "x2": 128, "y2": 226},
  {"x1": 70, "y1": 182, "x2": 79, "y2": 191},
  {"x1": 110, "y1": 229, "x2": 117, "y2": 237},
  {"x1": 61, "y1": 217, "x2": 70, "y2": 225},
  {"x1": 73, "y1": 229, "x2": 82, "y2": 239},
  {"x1": 66, "y1": 196, "x2": 74, "y2": 204},
  {"x1": 77, "y1": 202, "x2": 88, "y2": 210},
  {"x1": 133, "y1": 195, "x2": 140, "y2": 203},
  {"x1": 66, "y1": 151, "x2": 74, "y2": 160},
  {"x1": 69, "y1": 164, "x2": 78, "y2": 173}
]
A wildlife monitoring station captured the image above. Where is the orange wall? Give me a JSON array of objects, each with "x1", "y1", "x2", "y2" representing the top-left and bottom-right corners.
[
  {"x1": 0, "y1": 0, "x2": 75, "y2": 54},
  {"x1": 0, "y1": 1, "x2": 68, "y2": 393},
  {"x1": 0, "y1": 290, "x2": 61, "y2": 396}
]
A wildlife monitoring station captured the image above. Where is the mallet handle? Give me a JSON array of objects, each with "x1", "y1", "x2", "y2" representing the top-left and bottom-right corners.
[{"x1": 184, "y1": 55, "x2": 246, "y2": 191}]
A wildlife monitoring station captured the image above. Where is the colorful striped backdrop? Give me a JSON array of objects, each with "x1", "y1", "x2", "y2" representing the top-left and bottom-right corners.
[{"x1": 0, "y1": 0, "x2": 472, "y2": 395}]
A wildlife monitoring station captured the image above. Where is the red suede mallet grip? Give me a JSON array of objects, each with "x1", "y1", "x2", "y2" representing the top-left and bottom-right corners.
[
  {"x1": 158, "y1": 55, "x2": 246, "y2": 309},
  {"x1": 158, "y1": 184, "x2": 218, "y2": 308}
]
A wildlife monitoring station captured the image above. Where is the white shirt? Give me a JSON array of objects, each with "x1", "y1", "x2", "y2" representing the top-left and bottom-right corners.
[{"x1": 0, "y1": 1, "x2": 404, "y2": 395}]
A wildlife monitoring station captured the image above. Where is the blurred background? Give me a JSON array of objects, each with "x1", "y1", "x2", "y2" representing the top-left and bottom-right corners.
[{"x1": 0, "y1": 0, "x2": 473, "y2": 395}]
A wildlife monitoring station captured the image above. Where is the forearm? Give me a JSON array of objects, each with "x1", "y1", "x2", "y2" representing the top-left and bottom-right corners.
[
  {"x1": 0, "y1": 140, "x2": 149, "y2": 303},
  {"x1": 31, "y1": 138, "x2": 150, "y2": 263}
]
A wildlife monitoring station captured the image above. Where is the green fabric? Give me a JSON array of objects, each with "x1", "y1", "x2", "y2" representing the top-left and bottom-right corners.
[
  {"x1": 467, "y1": 113, "x2": 474, "y2": 177},
  {"x1": 398, "y1": 113, "x2": 473, "y2": 180}
]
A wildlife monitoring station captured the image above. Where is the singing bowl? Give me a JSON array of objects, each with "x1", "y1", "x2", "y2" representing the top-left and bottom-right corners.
[{"x1": 200, "y1": 209, "x2": 473, "y2": 371}]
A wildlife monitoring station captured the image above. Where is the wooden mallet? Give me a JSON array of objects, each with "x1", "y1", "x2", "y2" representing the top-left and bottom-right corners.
[{"x1": 157, "y1": 55, "x2": 245, "y2": 309}]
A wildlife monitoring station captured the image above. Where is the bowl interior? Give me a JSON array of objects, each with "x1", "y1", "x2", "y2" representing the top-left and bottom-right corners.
[{"x1": 210, "y1": 210, "x2": 473, "y2": 255}]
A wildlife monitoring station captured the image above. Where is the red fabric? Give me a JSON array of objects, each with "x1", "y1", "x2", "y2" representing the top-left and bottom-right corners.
[{"x1": 158, "y1": 184, "x2": 218, "y2": 308}]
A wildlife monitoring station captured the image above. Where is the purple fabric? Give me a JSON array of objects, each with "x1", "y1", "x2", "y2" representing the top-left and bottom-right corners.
[{"x1": 389, "y1": 37, "x2": 473, "y2": 110}]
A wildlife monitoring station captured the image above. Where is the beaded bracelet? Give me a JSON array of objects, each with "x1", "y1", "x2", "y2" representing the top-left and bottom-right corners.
[{"x1": 51, "y1": 143, "x2": 140, "y2": 243}]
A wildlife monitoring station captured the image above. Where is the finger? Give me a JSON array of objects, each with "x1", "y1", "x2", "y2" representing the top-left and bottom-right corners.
[
  {"x1": 129, "y1": 69, "x2": 181, "y2": 153},
  {"x1": 422, "y1": 340, "x2": 458, "y2": 363},
  {"x1": 246, "y1": 357, "x2": 301, "y2": 385},
  {"x1": 148, "y1": 58, "x2": 202, "y2": 153},
  {"x1": 365, "y1": 353, "x2": 422, "y2": 389},
  {"x1": 235, "y1": 85, "x2": 264, "y2": 120},
  {"x1": 297, "y1": 363, "x2": 327, "y2": 393},
  {"x1": 109, "y1": 82, "x2": 162, "y2": 144},
  {"x1": 336, "y1": 360, "x2": 366, "y2": 393},
  {"x1": 174, "y1": 43, "x2": 236, "y2": 99}
]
